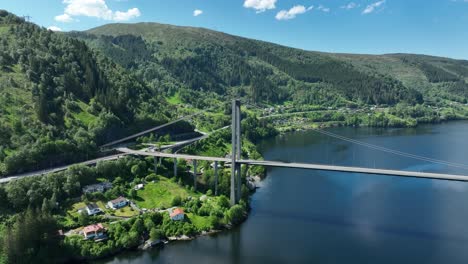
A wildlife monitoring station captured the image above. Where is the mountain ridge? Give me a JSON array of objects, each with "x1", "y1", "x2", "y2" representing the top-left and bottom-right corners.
[{"x1": 83, "y1": 22, "x2": 467, "y2": 61}]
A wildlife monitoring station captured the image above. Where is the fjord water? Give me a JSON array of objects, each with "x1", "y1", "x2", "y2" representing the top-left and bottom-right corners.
[{"x1": 103, "y1": 121, "x2": 468, "y2": 264}]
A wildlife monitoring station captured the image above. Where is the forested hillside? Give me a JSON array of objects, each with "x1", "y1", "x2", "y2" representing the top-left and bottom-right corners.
[
  {"x1": 71, "y1": 22, "x2": 467, "y2": 108},
  {"x1": 1, "y1": 10, "x2": 468, "y2": 177},
  {"x1": 0, "y1": 11, "x2": 173, "y2": 176}
]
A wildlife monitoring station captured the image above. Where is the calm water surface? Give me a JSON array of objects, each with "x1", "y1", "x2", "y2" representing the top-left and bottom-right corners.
[{"x1": 102, "y1": 121, "x2": 468, "y2": 264}]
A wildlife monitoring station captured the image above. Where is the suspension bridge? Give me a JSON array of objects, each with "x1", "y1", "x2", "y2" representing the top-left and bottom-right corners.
[
  {"x1": 2, "y1": 100, "x2": 468, "y2": 204},
  {"x1": 114, "y1": 100, "x2": 468, "y2": 205}
]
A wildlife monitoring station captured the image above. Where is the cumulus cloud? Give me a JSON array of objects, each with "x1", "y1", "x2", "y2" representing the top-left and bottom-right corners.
[
  {"x1": 317, "y1": 5, "x2": 330, "y2": 12},
  {"x1": 193, "y1": 9, "x2": 203, "y2": 17},
  {"x1": 362, "y1": 0, "x2": 386, "y2": 14},
  {"x1": 244, "y1": 0, "x2": 277, "y2": 13},
  {"x1": 55, "y1": 13, "x2": 74, "y2": 23},
  {"x1": 113, "y1": 8, "x2": 140, "y2": 21},
  {"x1": 341, "y1": 2, "x2": 358, "y2": 10},
  {"x1": 275, "y1": 5, "x2": 307, "y2": 20},
  {"x1": 55, "y1": 0, "x2": 141, "y2": 22},
  {"x1": 47, "y1": 26, "x2": 62, "y2": 31}
]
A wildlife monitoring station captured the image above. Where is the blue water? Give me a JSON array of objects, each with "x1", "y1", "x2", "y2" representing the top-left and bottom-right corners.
[{"x1": 102, "y1": 121, "x2": 468, "y2": 264}]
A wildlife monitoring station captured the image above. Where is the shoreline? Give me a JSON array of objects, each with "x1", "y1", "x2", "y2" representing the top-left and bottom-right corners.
[{"x1": 275, "y1": 118, "x2": 468, "y2": 134}]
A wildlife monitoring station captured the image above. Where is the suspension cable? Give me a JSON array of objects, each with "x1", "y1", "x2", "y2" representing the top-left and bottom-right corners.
[{"x1": 312, "y1": 128, "x2": 468, "y2": 170}]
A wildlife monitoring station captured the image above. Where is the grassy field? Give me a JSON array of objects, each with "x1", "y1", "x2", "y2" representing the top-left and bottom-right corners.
[
  {"x1": 113, "y1": 206, "x2": 139, "y2": 217},
  {"x1": 187, "y1": 213, "x2": 212, "y2": 231},
  {"x1": 135, "y1": 176, "x2": 198, "y2": 209},
  {"x1": 167, "y1": 92, "x2": 182, "y2": 105},
  {"x1": 67, "y1": 201, "x2": 87, "y2": 218},
  {"x1": 72, "y1": 101, "x2": 98, "y2": 126}
]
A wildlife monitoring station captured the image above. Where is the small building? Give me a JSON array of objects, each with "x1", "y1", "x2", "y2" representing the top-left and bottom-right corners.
[
  {"x1": 107, "y1": 196, "x2": 128, "y2": 210},
  {"x1": 83, "y1": 223, "x2": 106, "y2": 240},
  {"x1": 170, "y1": 208, "x2": 185, "y2": 221},
  {"x1": 134, "y1": 183, "x2": 144, "y2": 191},
  {"x1": 82, "y1": 182, "x2": 113, "y2": 194},
  {"x1": 86, "y1": 203, "x2": 102, "y2": 216}
]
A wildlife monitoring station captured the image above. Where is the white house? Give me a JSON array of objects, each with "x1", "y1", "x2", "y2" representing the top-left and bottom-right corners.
[
  {"x1": 85, "y1": 203, "x2": 102, "y2": 216},
  {"x1": 134, "y1": 183, "x2": 144, "y2": 191},
  {"x1": 169, "y1": 208, "x2": 185, "y2": 221},
  {"x1": 107, "y1": 196, "x2": 128, "y2": 209}
]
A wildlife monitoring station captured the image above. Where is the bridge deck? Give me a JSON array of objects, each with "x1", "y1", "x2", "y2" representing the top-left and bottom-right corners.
[{"x1": 117, "y1": 148, "x2": 468, "y2": 182}]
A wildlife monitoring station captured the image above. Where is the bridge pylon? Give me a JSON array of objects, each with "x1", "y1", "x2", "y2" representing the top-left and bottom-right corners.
[{"x1": 230, "y1": 99, "x2": 242, "y2": 205}]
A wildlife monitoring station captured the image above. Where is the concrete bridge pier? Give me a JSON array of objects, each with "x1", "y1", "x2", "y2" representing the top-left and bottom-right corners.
[
  {"x1": 173, "y1": 158, "x2": 178, "y2": 178},
  {"x1": 154, "y1": 157, "x2": 158, "y2": 175},
  {"x1": 214, "y1": 161, "x2": 219, "y2": 196},
  {"x1": 193, "y1": 159, "x2": 198, "y2": 191}
]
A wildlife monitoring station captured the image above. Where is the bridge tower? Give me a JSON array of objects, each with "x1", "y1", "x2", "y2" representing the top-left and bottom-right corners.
[{"x1": 230, "y1": 99, "x2": 242, "y2": 205}]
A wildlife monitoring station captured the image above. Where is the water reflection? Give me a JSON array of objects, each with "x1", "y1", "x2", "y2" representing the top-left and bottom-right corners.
[{"x1": 101, "y1": 121, "x2": 468, "y2": 264}]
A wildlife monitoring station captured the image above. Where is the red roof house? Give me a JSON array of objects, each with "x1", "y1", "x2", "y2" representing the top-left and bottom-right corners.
[{"x1": 170, "y1": 208, "x2": 185, "y2": 221}]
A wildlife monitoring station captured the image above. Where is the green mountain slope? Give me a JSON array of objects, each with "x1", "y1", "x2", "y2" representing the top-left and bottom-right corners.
[
  {"x1": 0, "y1": 11, "x2": 173, "y2": 176},
  {"x1": 72, "y1": 22, "x2": 468, "y2": 107}
]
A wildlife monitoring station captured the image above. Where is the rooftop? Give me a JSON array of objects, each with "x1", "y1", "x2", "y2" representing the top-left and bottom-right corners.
[
  {"x1": 86, "y1": 203, "x2": 99, "y2": 210},
  {"x1": 109, "y1": 196, "x2": 127, "y2": 204},
  {"x1": 83, "y1": 223, "x2": 104, "y2": 234},
  {"x1": 170, "y1": 208, "x2": 185, "y2": 217}
]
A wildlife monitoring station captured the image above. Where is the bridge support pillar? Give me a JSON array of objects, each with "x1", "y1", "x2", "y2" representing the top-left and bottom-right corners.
[
  {"x1": 193, "y1": 159, "x2": 197, "y2": 191},
  {"x1": 214, "y1": 161, "x2": 219, "y2": 196},
  {"x1": 235, "y1": 101, "x2": 242, "y2": 203},
  {"x1": 173, "y1": 158, "x2": 177, "y2": 178},
  {"x1": 154, "y1": 157, "x2": 158, "y2": 175},
  {"x1": 230, "y1": 100, "x2": 241, "y2": 205}
]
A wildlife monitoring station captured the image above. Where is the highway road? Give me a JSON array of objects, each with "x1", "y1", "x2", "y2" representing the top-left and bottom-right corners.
[
  {"x1": 116, "y1": 148, "x2": 468, "y2": 182},
  {"x1": 0, "y1": 154, "x2": 125, "y2": 184}
]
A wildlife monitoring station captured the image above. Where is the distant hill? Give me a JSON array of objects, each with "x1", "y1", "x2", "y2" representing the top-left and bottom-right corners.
[{"x1": 69, "y1": 22, "x2": 468, "y2": 107}]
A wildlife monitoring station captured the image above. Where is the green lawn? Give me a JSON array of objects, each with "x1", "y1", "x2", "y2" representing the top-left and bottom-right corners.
[
  {"x1": 167, "y1": 92, "x2": 182, "y2": 105},
  {"x1": 71, "y1": 101, "x2": 98, "y2": 126},
  {"x1": 187, "y1": 213, "x2": 212, "y2": 231},
  {"x1": 67, "y1": 202, "x2": 87, "y2": 218},
  {"x1": 135, "y1": 176, "x2": 198, "y2": 209},
  {"x1": 113, "y1": 206, "x2": 139, "y2": 217}
]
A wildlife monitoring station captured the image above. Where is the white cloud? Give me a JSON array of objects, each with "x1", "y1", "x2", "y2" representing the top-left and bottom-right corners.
[
  {"x1": 55, "y1": 0, "x2": 141, "y2": 22},
  {"x1": 47, "y1": 26, "x2": 62, "y2": 31},
  {"x1": 193, "y1": 9, "x2": 203, "y2": 17},
  {"x1": 55, "y1": 13, "x2": 74, "y2": 23},
  {"x1": 113, "y1": 8, "x2": 140, "y2": 21},
  {"x1": 307, "y1": 5, "x2": 314, "y2": 11},
  {"x1": 275, "y1": 5, "x2": 307, "y2": 20},
  {"x1": 362, "y1": 0, "x2": 386, "y2": 14},
  {"x1": 317, "y1": 5, "x2": 330, "y2": 12},
  {"x1": 341, "y1": 2, "x2": 358, "y2": 10},
  {"x1": 244, "y1": 0, "x2": 277, "y2": 13}
]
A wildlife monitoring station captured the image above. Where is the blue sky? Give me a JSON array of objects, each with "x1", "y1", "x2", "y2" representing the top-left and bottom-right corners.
[{"x1": 2, "y1": 0, "x2": 468, "y2": 59}]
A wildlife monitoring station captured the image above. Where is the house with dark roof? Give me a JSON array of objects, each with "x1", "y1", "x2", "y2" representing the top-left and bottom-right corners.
[
  {"x1": 82, "y1": 182, "x2": 112, "y2": 194},
  {"x1": 85, "y1": 203, "x2": 102, "y2": 216}
]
